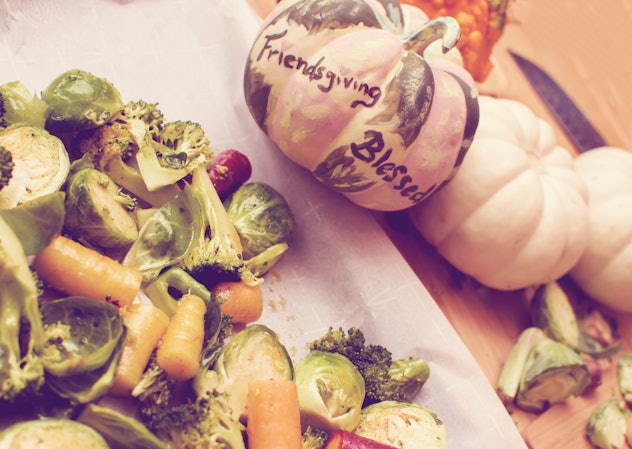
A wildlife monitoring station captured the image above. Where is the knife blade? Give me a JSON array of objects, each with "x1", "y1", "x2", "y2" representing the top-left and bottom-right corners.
[{"x1": 509, "y1": 51, "x2": 607, "y2": 153}]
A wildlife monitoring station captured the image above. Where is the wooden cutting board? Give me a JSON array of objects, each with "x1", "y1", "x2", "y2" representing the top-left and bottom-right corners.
[{"x1": 246, "y1": 1, "x2": 632, "y2": 447}]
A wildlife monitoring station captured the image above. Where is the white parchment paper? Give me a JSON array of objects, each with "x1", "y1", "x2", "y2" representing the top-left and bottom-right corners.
[{"x1": 0, "y1": 1, "x2": 528, "y2": 447}]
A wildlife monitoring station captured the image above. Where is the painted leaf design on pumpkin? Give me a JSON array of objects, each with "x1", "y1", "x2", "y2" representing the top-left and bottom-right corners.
[
  {"x1": 368, "y1": 52, "x2": 434, "y2": 147},
  {"x1": 285, "y1": 0, "x2": 399, "y2": 32},
  {"x1": 313, "y1": 146, "x2": 376, "y2": 193}
]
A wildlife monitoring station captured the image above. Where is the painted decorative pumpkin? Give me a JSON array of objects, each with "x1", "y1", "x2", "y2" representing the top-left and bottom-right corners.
[
  {"x1": 244, "y1": 0, "x2": 480, "y2": 211},
  {"x1": 569, "y1": 147, "x2": 632, "y2": 312},
  {"x1": 409, "y1": 96, "x2": 590, "y2": 291}
]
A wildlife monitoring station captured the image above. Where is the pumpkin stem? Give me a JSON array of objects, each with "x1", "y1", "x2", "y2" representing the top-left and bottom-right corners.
[{"x1": 403, "y1": 16, "x2": 461, "y2": 56}]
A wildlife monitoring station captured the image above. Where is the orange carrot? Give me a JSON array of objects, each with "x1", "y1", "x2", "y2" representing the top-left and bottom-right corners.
[
  {"x1": 246, "y1": 379, "x2": 303, "y2": 449},
  {"x1": 155, "y1": 294, "x2": 206, "y2": 381},
  {"x1": 32, "y1": 235, "x2": 142, "y2": 308},
  {"x1": 110, "y1": 303, "x2": 170, "y2": 396},
  {"x1": 214, "y1": 280, "x2": 264, "y2": 324}
]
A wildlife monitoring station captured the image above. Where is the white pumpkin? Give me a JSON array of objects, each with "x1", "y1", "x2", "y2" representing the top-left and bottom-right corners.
[
  {"x1": 408, "y1": 95, "x2": 589, "y2": 291},
  {"x1": 570, "y1": 147, "x2": 632, "y2": 312}
]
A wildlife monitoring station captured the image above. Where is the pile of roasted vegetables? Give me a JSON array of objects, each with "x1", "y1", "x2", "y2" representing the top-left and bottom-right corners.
[{"x1": 0, "y1": 70, "x2": 444, "y2": 449}]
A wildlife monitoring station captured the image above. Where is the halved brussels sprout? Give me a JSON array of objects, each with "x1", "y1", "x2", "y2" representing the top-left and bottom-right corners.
[
  {"x1": 294, "y1": 350, "x2": 365, "y2": 432},
  {"x1": 354, "y1": 400, "x2": 448, "y2": 449},
  {"x1": 64, "y1": 157, "x2": 138, "y2": 249},
  {"x1": 0, "y1": 418, "x2": 109, "y2": 449},
  {"x1": 42, "y1": 69, "x2": 124, "y2": 132},
  {"x1": 0, "y1": 123, "x2": 70, "y2": 209},
  {"x1": 194, "y1": 324, "x2": 293, "y2": 422},
  {"x1": 0, "y1": 80, "x2": 51, "y2": 128},
  {"x1": 40, "y1": 296, "x2": 125, "y2": 377},
  {"x1": 586, "y1": 397, "x2": 629, "y2": 449}
]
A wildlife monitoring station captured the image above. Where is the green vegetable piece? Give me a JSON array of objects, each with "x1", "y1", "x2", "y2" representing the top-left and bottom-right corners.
[
  {"x1": 302, "y1": 426, "x2": 329, "y2": 449},
  {"x1": 194, "y1": 324, "x2": 293, "y2": 423},
  {"x1": 42, "y1": 69, "x2": 124, "y2": 132},
  {"x1": 224, "y1": 182, "x2": 295, "y2": 263},
  {"x1": 0, "y1": 123, "x2": 70, "y2": 209},
  {"x1": 295, "y1": 350, "x2": 365, "y2": 432},
  {"x1": 496, "y1": 327, "x2": 548, "y2": 406},
  {"x1": 0, "y1": 215, "x2": 46, "y2": 403},
  {"x1": 515, "y1": 336, "x2": 590, "y2": 413},
  {"x1": 40, "y1": 296, "x2": 125, "y2": 377},
  {"x1": 45, "y1": 325, "x2": 127, "y2": 404},
  {"x1": 389, "y1": 356, "x2": 430, "y2": 401},
  {"x1": 123, "y1": 184, "x2": 203, "y2": 282},
  {"x1": 144, "y1": 267, "x2": 212, "y2": 317},
  {"x1": 618, "y1": 353, "x2": 632, "y2": 408},
  {"x1": 586, "y1": 397, "x2": 629, "y2": 449},
  {"x1": 531, "y1": 281, "x2": 581, "y2": 348},
  {"x1": 64, "y1": 156, "x2": 139, "y2": 249},
  {"x1": 354, "y1": 400, "x2": 448, "y2": 449},
  {"x1": 0, "y1": 418, "x2": 109, "y2": 449},
  {"x1": 136, "y1": 120, "x2": 214, "y2": 191},
  {"x1": 0, "y1": 191, "x2": 65, "y2": 255},
  {"x1": 78, "y1": 403, "x2": 168, "y2": 449},
  {"x1": 0, "y1": 145, "x2": 13, "y2": 190},
  {"x1": 0, "y1": 80, "x2": 51, "y2": 129}
]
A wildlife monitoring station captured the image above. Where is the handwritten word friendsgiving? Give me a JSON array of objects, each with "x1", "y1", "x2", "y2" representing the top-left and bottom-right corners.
[{"x1": 255, "y1": 30, "x2": 382, "y2": 108}]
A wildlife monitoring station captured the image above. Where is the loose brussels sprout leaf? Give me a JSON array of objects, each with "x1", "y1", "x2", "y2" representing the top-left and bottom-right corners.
[
  {"x1": 78, "y1": 403, "x2": 168, "y2": 449},
  {"x1": 354, "y1": 400, "x2": 448, "y2": 449},
  {"x1": 64, "y1": 157, "x2": 139, "y2": 249},
  {"x1": 0, "y1": 123, "x2": 70, "y2": 209},
  {"x1": 123, "y1": 184, "x2": 203, "y2": 282},
  {"x1": 0, "y1": 80, "x2": 51, "y2": 129},
  {"x1": 576, "y1": 309, "x2": 622, "y2": 359},
  {"x1": 389, "y1": 357, "x2": 430, "y2": 401},
  {"x1": 618, "y1": 353, "x2": 632, "y2": 407},
  {"x1": 45, "y1": 326, "x2": 127, "y2": 404},
  {"x1": 194, "y1": 324, "x2": 293, "y2": 422},
  {"x1": 516, "y1": 337, "x2": 590, "y2": 413},
  {"x1": 0, "y1": 418, "x2": 109, "y2": 449},
  {"x1": 0, "y1": 191, "x2": 65, "y2": 255},
  {"x1": 295, "y1": 350, "x2": 365, "y2": 432},
  {"x1": 42, "y1": 69, "x2": 124, "y2": 132},
  {"x1": 531, "y1": 281, "x2": 581, "y2": 348},
  {"x1": 224, "y1": 182, "x2": 295, "y2": 262},
  {"x1": 586, "y1": 397, "x2": 629, "y2": 449},
  {"x1": 40, "y1": 296, "x2": 125, "y2": 377}
]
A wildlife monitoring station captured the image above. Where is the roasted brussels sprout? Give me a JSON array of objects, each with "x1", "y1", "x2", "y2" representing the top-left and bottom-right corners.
[
  {"x1": 0, "y1": 80, "x2": 51, "y2": 128},
  {"x1": 586, "y1": 397, "x2": 629, "y2": 449},
  {"x1": 294, "y1": 350, "x2": 365, "y2": 432},
  {"x1": 224, "y1": 182, "x2": 295, "y2": 275},
  {"x1": 496, "y1": 327, "x2": 591, "y2": 413},
  {"x1": 64, "y1": 156, "x2": 138, "y2": 248},
  {"x1": 194, "y1": 324, "x2": 293, "y2": 422},
  {"x1": 40, "y1": 296, "x2": 126, "y2": 377},
  {"x1": 354, "y1": 400, "x2": 448, "y2": 449},
  {"x1": 42, "y1": 69, "x2": 124, "y2": 132},
  {"x1": 0, "y1": 123, "x2": 70, "y2": 209},
  {"x1": 0, "y1": 418, "x2": 110, "y2": 449}
]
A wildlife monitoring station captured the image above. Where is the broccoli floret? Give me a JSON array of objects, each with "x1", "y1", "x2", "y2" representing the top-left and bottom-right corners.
[
  {"x1": 0, "y1": 215, "x2": 46, "y2": 404},
  {"x1": 136, "y1": 120, "x2": 214, "y2": 191},
  {"x1": 178, "y1": 167, "x2": 260, "y2": 290},
  {"x1": 72, "y1": 100, "x2": 179, "y2": 207},
  {"x1": 143, "y1": 391, "x2": 246, "y2": 449},
  {"x1": 0, "y1": 146, "x2": 14, "y2": 190},
  {"x1": 309, "y1": 327, "x2": 428, "y2": 407},
  {"x1": 133, "y1": 354, "x2": 178, "y2": 417},
  {"x1": 302, "y1": 426, "x2": 329, "y2": 449},
  {"x1": 0, "y1": 95, "x2": 6, "y2": 128}
]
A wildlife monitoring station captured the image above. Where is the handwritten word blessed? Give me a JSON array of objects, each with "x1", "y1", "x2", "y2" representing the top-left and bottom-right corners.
[
  {"x1": 255, "y1": 30, "x2": 382, "y2": 108},
  {"x1": 352, "y1": 130, "x2": 435, "y2": 204}
]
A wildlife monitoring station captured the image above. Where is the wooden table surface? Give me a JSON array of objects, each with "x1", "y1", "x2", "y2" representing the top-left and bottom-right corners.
[{"x1": 247, "y1": 2, "x2": 632, "y2": 447}]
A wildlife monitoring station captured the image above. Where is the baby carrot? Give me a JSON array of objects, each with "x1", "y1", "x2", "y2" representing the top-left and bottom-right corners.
[
  {"x1": 246, "y1": 379, "x2": 303, "y2": 449},
  {"x1": 110, "y1": 303, "x2": 170, "y2": 396},
  {"x1": 32, "y1": 235, "x2": 142, "y2": 308},
  {"x1": 156, "y1": 293, "x2": 206, "y2": 381},
  {"x1": 213, "y1": 280, "x2": 264, "y2": 324}
]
